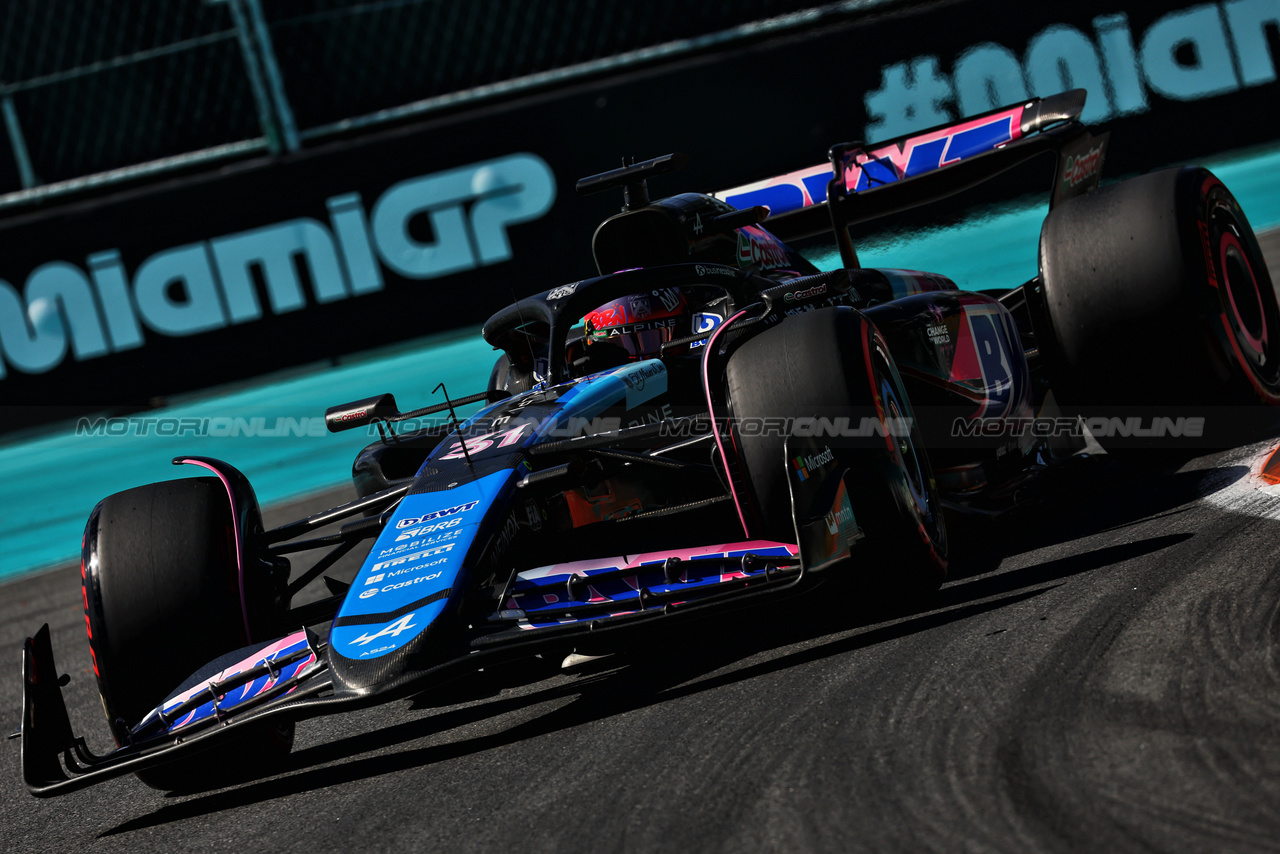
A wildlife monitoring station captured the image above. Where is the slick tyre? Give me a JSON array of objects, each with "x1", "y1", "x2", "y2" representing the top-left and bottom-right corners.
[
  {"x1": 82, "y1": 477, "x2": 293, "y2": 791},
  {"x1": 724, "y1": 307, "x2": 947, "y2": 599},
  {"x1": 1033, "y1": 166, "x2": 1280, "y2": 446}
]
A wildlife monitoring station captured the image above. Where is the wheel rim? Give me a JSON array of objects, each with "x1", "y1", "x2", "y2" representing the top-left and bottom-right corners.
[
  {"x1": 876, "y1": 363, "x2": 946, "y2": 568},
  {"x1": 1212, "y1": 203, "x2": 1280, "y2": 392},
  {"x1": 881, "y1": 378, "x2": 926, "y2": 504},
  {"x1": 1222, "y1": 234, "x2": 1268, "y2": 364}
]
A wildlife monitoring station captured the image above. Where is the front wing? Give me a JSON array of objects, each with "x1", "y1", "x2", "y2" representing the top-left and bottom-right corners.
[{"x1": 21, "y1": 539, "x2": 814, "y2": 796}]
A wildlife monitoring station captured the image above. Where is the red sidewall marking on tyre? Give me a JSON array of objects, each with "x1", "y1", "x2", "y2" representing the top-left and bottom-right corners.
[
  {"x1": 1217, "y1": 292, "x2": 1280, "y2": 404},
  {"x1": 1197, "y1": 179, "x2": 1280, "y2": 404},
  {"x1": 1220, "y1": 231, "x2": 1268, "y2": 356}
]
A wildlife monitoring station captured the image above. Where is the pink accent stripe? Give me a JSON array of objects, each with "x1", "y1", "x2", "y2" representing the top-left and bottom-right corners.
[
  {"x1": 702, "y1": 309, "x2": 753, "y2": 537},
  {"x1": 178, "y1": 458, "x2": 253, "y2": 643},
  {"x1": 713, "y1": 162, "x2": 831, "y2": 209},
  {"x1": 845, "y1": 107, "x2": 1024, "y2": 192},
  {"x1": 161, "y1": 630, "x2": 310, "y2": 712},
  {"x1": 519, "y1": 539, "x2": 797, "y2": 581}
]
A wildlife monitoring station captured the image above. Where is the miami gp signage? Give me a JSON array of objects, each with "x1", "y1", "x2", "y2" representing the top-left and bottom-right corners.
[{"x1": 0, "y1": 153, "x2": 555, "y2": 379}]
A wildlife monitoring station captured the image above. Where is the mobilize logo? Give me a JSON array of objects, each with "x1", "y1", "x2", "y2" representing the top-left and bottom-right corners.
[
  {"x1": 381, "y1": 529, "x2": 462, "y2": 556},
  {"x1": 0, "y1": 153, "x2": 555, "y2": 379}
]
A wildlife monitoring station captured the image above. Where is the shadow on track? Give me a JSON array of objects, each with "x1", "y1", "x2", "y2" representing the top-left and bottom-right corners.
[
  {"x1": 943, "y1": 460, "x2": 1248, "y2": 582},
  {"x1": 101, "y1": 528, "x2": 1194, "y2": 838}
]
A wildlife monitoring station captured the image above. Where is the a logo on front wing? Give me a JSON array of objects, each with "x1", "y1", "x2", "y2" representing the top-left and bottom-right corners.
[
  {"x1": 352, "y1": 613, "x2": 418, "y2": 646},
  {"x1": 394, "y1": 517, "x2": 463, "y2": 540},
  {"x1": 396, "y1": 501, "x2": 479, "y2": 528},
  {"x1": 359, "y1": 644, "x2": 397, "y2": 657},
  {"x1": 371, "y1": 542, "x2": 455, "y2": 572}
]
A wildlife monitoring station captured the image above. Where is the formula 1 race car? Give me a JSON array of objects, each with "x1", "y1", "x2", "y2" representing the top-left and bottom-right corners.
[{"x1": 19, "y1": 88, "x2": 1279, "y2": 795}]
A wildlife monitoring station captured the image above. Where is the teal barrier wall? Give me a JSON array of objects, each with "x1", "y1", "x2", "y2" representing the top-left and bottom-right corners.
[{"x1": 4, "y1": 142, "x2": 1280, "y2": 582}]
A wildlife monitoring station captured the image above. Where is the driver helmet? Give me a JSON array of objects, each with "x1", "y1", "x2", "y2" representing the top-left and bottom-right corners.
[{"x1": 584, "y1": 287, "x2": 690, "y2": 360}]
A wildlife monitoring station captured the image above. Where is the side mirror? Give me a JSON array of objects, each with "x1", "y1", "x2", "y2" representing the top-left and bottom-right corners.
[{"x1": 324, "y1": 394, "x2": 400, "y2": 433}]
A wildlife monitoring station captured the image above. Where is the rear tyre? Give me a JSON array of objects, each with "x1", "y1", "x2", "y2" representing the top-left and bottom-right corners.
[
  {"x1": 82, "y1": 477, "x2": 293, "y2": 791},
  {"x1": 1033, "y1": 167, "x2": 1280, "y2": 446},
  {"x1": 724, "y1": 307, "x2": 947, "y2": 599}
]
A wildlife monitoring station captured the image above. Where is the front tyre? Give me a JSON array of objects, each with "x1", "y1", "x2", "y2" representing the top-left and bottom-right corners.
[
  {"x1": 724, "y1": 307, "x2": 947, "y2": 599},
  {"x1": 82, "y1": 477, "x2": 293, "y2": 791}
]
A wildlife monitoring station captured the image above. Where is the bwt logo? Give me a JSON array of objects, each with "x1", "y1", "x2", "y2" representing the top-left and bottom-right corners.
[{"x1": 0, "y1": 153, "x2": 556, "y2": 379}]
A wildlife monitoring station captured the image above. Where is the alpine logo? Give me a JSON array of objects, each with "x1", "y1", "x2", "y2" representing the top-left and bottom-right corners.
[{"x1": 352, "y1": 613, "x2": 418, "y2": 646}]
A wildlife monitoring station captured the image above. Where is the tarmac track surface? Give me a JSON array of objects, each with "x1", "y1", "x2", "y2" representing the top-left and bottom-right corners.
[
  {"x1": 2, "y1": 442, "x2": 1280, "y2": 852},
  {"x1": 2, "y1": 234, "x2": 1280, "y2": 852}
]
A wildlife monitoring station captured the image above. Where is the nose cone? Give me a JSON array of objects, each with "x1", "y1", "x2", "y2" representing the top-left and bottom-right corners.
[{"x1": 325, "y1": 470, "x2": 517, "y2": 695}]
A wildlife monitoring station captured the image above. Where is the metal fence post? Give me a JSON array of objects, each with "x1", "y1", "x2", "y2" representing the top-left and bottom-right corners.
[
  {"x1": 219, "y1": 0, "x2": 284, "y2": 154},
  {"x1": 1, "y1": 95, "x2": 38, "y2": 189},
  {"x1": 240, "y1": 0, "x2": 299, "y2": 153}
]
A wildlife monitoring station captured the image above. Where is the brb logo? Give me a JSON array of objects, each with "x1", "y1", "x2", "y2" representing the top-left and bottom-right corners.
[{"x1": 0, "y1": 153, "x2": 556, "y2": 379}]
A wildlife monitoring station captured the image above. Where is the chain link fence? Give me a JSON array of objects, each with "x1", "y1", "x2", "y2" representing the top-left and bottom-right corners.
[
  {"x1": 266, "y1": 0, "x2": 840, "y2": 135},
  {"x1": 0, "y1": 0, "x2": 868, "y2": 208},
  {"x1": 0, "y1": 0, "x2": 265, "y2": 198}
]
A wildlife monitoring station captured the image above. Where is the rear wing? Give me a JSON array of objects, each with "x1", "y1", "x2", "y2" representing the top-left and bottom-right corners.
[{"x1": 712, "y1": 89, "x2": 1108, "y2": 266}]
